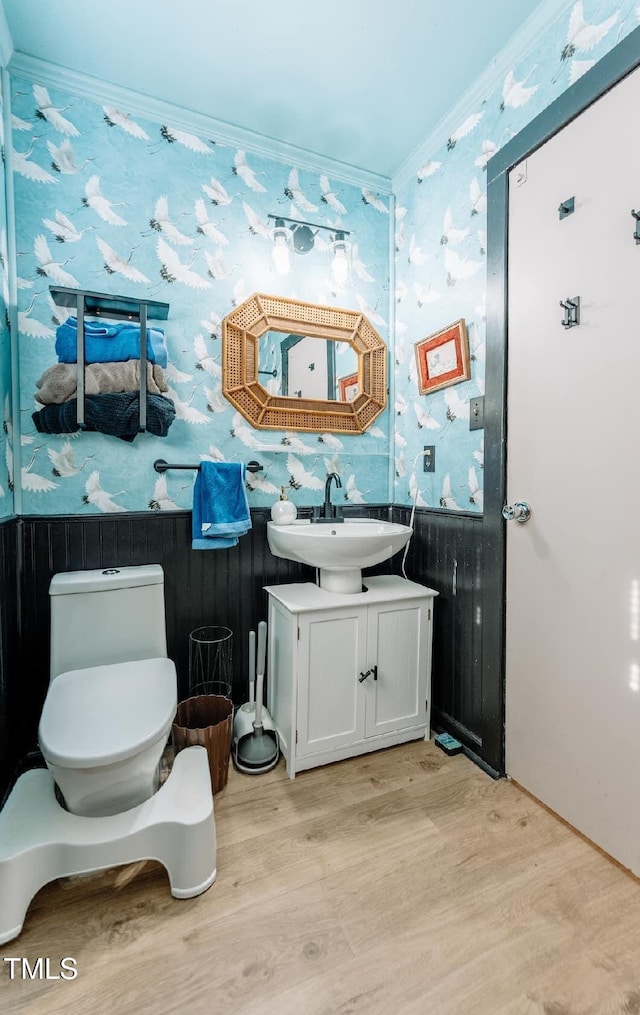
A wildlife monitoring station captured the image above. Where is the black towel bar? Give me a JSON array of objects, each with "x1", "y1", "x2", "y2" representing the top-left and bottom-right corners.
[{"x1": 154, "y1": 459, "x2": 263, "y2": 474}]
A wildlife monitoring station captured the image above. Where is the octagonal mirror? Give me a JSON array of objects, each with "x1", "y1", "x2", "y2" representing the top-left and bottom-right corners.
[{"x1": 222, "y1": 293, "x2": 387, "y2": 433}]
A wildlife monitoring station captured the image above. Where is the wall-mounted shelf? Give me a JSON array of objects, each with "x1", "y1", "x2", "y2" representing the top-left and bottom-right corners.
[{"x1": 49, "y1": 287, "x2": 170, "y2": 432}]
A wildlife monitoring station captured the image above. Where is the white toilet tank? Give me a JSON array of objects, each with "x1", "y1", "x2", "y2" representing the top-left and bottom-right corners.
[{"x1": 49, "y1": 564, "x2": 168, "y2": 680}]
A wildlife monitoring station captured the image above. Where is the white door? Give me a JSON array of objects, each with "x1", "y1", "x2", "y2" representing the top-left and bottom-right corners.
[{"x1": 506, "y1": 65, "x2": 640, "y2": 872}]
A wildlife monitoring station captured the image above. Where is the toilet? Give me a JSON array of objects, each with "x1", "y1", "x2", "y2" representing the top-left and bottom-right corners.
[{"x1": 38, "y1": 564, "x2": 178, "y2": 818}]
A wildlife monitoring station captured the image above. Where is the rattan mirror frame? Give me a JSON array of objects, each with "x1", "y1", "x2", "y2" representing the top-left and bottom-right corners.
[{"x1": 222, "y1": 293, "x2": 387, "y2": 433}]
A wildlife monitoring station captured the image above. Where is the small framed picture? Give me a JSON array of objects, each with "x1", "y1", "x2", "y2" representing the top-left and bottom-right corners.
[
  {"x1": 414, "y1": 319, "x2": 471, "y2": 395},
  {"x1": 337, "y1": 372, "x2": 359, "y2": 402}
]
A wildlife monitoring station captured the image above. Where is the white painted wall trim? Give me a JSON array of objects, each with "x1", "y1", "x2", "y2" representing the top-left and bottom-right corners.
[
  {"x1": 392, "y1": 0, "x2": 573, "y2": 188},
  {"x1": 2, "y1": 66, "x2": 21, "y2": 514},
  {"x1": 0, "y1": 2, "x2": 13, "y2": 68},
  {"x1": 7, "y1": 52, "x2": 392, "y2": 194}
]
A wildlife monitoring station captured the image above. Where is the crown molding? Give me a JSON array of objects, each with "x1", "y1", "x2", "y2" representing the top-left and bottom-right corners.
[
  {"x1": 7, "y1": 52, "x2": 391, "y2": 193},
  {"x1": 392, "y1": 0, "x2": 574, "y2": 188},
  {"x1": 0, "y1": 3, "x2": 13, "y2": 68}
]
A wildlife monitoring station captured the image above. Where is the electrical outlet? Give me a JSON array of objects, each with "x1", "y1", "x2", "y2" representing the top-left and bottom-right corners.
[
  {"x1": 423, "y1": 446, "x2": 435, "y2": 473},
  {"x1": 469, "y1": 396, "x2": 484, "y2": 431}
]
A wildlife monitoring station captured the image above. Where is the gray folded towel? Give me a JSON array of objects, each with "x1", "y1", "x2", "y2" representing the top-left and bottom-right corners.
[{"x1": 35, "y1": 361, "x2": 168, "y2": 404}]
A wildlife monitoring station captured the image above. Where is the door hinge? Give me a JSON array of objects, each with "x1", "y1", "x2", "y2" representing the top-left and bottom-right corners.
[
  {"x1": 428, "y1": 608, "x2": 431, "y2": 620},
  {"x1": 295, "y1": 730, "x2": 298, "y2": 743},
  {"x1": 297, "y1": 626, "x2": 300, "y2": 640}
]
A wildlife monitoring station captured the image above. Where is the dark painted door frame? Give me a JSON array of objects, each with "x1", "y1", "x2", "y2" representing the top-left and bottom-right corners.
[{"x1": 483, "y1": 26, "x2": 640, "y2": 776}]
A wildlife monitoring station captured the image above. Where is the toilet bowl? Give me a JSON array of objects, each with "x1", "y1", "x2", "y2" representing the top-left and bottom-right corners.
[
  {"x1": 38, "y1": 564, "x2": 178, "y2": 818},
  {"x1": 39, "y1": 657, "x2": 177, "y2": 817}
]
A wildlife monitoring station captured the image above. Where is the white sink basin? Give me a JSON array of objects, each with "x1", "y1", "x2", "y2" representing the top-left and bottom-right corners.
[{"x1": 267, "y1": 518, "x2": 413, "y2": 594}]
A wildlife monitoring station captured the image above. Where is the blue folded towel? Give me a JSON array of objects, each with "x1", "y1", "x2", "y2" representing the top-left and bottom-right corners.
[
  {"x1": 192, "y1": 461, "x2": 252, "y2": 550},
  {"x1": 55, "y1": 317, "x2": 168, "y2": 368}
]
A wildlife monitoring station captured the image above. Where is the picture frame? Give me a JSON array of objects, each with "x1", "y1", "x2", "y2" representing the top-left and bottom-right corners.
[
  {"x1": 337, "y1": 372, "x2": 359, "y2": 402},
  {"x1": 414, "y1": 318, "x2": 471, "y2": 395}
]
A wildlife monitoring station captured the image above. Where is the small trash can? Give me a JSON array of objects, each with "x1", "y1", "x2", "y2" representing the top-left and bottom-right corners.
[
  {"x1": 172, "y1": 626, "x2": 234, "y2": 794},
  {"x1": 172, "y1": 694, "x2": 233, "y2": 794}
]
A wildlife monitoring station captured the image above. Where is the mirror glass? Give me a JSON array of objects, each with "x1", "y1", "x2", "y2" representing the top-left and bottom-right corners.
[{"x1": 258, "y1": 331, "x2": 360, "y2": 401}]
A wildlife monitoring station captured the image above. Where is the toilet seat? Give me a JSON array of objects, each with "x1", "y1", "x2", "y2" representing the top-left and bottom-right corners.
[{"x1": 39, "y1": 658, "x2": 177, "y2": 769}]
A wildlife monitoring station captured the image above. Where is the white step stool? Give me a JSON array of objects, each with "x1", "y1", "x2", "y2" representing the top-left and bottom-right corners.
[{"x1": 0, "y1": 745, "x2": 216, "y2": 945}]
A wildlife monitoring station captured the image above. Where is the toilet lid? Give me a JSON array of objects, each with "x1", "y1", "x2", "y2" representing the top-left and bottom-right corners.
[{"x1": 39, "y1": 658, "x2": 177, "y2": 769}]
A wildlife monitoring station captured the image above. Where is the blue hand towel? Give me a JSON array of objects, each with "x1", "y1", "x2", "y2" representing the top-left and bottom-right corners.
[
  {"x1": 55, "y1": 317, "x2": 168, "y2": 368},
  {"x1": 192, "y1": 461, "x2": 252, "y2": 550}
]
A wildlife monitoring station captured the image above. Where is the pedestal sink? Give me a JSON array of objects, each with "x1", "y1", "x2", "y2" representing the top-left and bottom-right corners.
[{"x1": 267, "y1": 518, "x2": 413, "y2": 594}]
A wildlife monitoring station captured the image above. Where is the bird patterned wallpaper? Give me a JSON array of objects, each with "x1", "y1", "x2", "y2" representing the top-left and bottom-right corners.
[
  {"x1": 8, "y1": 75, "x2": 391, "y2": 515},
  {"x1": 2, "y1": 0, "x2": 637, "y2": 518},
  {"x1": 392, "y1": 0, "x2": 635, "y2": 511},
  {"x1": 0, "y1": 75, "x2": 12, "y2": 520}
]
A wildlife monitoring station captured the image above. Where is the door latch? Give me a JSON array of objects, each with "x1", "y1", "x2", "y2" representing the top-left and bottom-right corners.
[{"x1": 358, "y1": 665, "x2": 378, "y2": 683}]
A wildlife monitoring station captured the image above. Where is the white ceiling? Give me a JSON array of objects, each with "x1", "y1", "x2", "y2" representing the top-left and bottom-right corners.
[{"x1": 2, "y1": 0, "x2": 544, "y2": 178}]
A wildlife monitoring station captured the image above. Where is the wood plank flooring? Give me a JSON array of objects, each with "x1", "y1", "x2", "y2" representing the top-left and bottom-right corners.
[{"x1": 3, "y1": 741, "x2": 640, "y2": 1015}]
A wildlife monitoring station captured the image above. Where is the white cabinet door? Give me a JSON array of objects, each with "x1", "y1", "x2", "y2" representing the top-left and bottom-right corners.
[
  {"x1": 363, "y1": 601, "x2": 428, "y2": 738},
  {"x1": 296, "y1": 606, "x2": 367, "y2": 757}
]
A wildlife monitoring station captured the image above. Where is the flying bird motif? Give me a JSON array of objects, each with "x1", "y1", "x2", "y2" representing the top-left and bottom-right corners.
[
  {"x1": 409, "y1": 473, "x2": 428, "y2": 507},
  {"x1": 468, "y1": 466, "x2": 483, "y2": 509},
  {"x1": 194, "y1": 198, "x2": 229, "y2": 245},
  {"x1": 441, "y1": 207, "x2": 469, "y2": 245},
  {"x1": 284, "y1": 168, "x2": 317, "y2": 213},
  {"x1": 245, "y1": 471, "x2": 279, "y2": 496},
  {"x1": 34, "y1": 235, "x2": 80, "y2": 288},
  {"x1": 319, "y1": 175, "x2": 346, "y2": 214},
  {"x1": 102, "y1": 106, "x2": 150, "y2": 140},
  {"x1": 444, "y1": 247, "x2": 482, "y2": 286},
  {"x1": 18, "y1": 293, "x2": 55, "y2": 338},
  {"x1": 83, "y1": 471, "x2": 125, "y2": 512},
  {"x1": 204, "y1": 249, "x2": 233, "y2": 280},
  {"x1": 14, "y1": 140, "x2": 58, "y2": 184},
  {"x1": 500, "y1": 70, "x2": 539, "y2": 111},
  {"x1": 149, "y1": 195, "x2": 193, "y2": 246},
  {"x1": 193, "y1": 333, "x2": 221, "y2": 377},
  {"x1": 22, "y1": 448, "x2": 57, "y2": 493},
  {"x1": 408, "y1": 235, "x2": 428, "y2": 265},
  {"x1": 47, "y1": 139, "x2": 92, "y2": 174},
  {"x1": 345, "y1": 474, "x2": 365, "y2": 504},
  {"x1": 159, "y1": 126, "x2": 212, "y2": 153},
  {"x1": 361, "y1": 189, "x2": 389, "y2": 214},
  {"x1": 232, "y1": 150, "x2": 266, "y2": 192},
  {"x1": 165, "y1": 385, "x2": 210, "y2": 424},
  {"x1": 48, "y1": 441, "x2": 93, "y2": 477},
  {"x1": 149, "y1": 474, "x2": 182, "y2": 511},
  {"x1": 242, "y1": 202, "x2": 271, "y2": 238},
  {"x1": 443, "y1": 388, "x2": 470, "y2": 422},
  {"x1": 156, "y1": 237, "x2": 211, "y2": 289},
  {"x1": 202, "y1": 177, "x2": 233, "y2": 205},
  {"x1": 417, "y1": 161, "x2": 441, "y2": 182},
  {"x1": 42, "y1": 210, "x2": 91, "y2": 243},
  {"x1": 475, "y1": 140, "x2": 498, "y2": 170},
  {"x1": 287, "y1": 454, "x2": 323, "y2": 491},
  {"x1": 440, "y1": 474, "x2": 461, "y2": 510},
  {"x1": 82, "y1": 175, "x2": 127, "y2": 225},
  {"x1": 447, "y1": 111, "x2": 484, "y2": 150},
  {"x1": 469, "y1": 178, "x2": 486, "y2": 216},
  {"x1": 569, "y1": 58, "x2": 596, "y2": 84},
  {"x1": 562, "y1": 2, "x2": 618, "y2": 60},
  {"x1": 95, "y1": 237, "x2": 149, "y2": 283},
  {"x1": 33, "y1": 84, "x2": 79, "y2": 136},
  {"x1": 200, "y1": 311, "x2": 222, "y2": 339}
]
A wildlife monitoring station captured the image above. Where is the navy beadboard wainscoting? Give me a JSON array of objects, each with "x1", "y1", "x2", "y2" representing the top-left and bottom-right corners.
[
  {"x1": 0, "y1": 518, "x2": 20, "y2": 802},
  {"x1": 0, "y1": 504, "x2": 491, "y2": 803}
]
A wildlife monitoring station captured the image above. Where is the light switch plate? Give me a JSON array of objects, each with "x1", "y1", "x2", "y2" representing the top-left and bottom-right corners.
[{"x1": 469, "y1": 396, "x2": 484, "y2": 431}]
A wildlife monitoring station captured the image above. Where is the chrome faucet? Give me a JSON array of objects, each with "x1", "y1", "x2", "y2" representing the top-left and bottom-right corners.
[{"x1": 312, "y1": 472, "x2": 344, "y2": 523}]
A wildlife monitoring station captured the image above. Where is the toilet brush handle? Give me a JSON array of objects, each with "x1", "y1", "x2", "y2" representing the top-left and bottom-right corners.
[
  {"x1": 255, "y1": 621, "x2": 267, "y2": 727},
  {"x1": 248, "y1": 630, "x2": 256, "y2": 705}
]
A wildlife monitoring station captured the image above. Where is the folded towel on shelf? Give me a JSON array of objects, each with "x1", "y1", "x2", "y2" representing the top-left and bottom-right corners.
[
  {"x1": 55, "y1": 317, "x2": 168, "y2": 367},
  {"x1": 32, "y1": 392, "x2": 176, "y2": 442},
  {"x1": 192, "y1": 461, "x2": 251, "y2": 550},
  {"x1": 35, "y1": 360, "x2": 168, "y2": 404}
]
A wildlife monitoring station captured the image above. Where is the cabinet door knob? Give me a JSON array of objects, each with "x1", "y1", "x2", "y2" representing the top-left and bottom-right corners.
[{"x1": 358, "y1": 665, "x2": 378, "y2": 683}]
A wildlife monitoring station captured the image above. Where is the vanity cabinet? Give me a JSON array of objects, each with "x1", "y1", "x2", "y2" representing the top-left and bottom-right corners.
[{"x1": 264, "y1": 575, "x2": 437, "y2": 778}]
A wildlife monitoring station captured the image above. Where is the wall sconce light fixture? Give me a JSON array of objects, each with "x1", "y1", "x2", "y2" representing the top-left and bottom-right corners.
[{"x1": 267, "y1": 213, "x2": 351, "y2": 282}]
